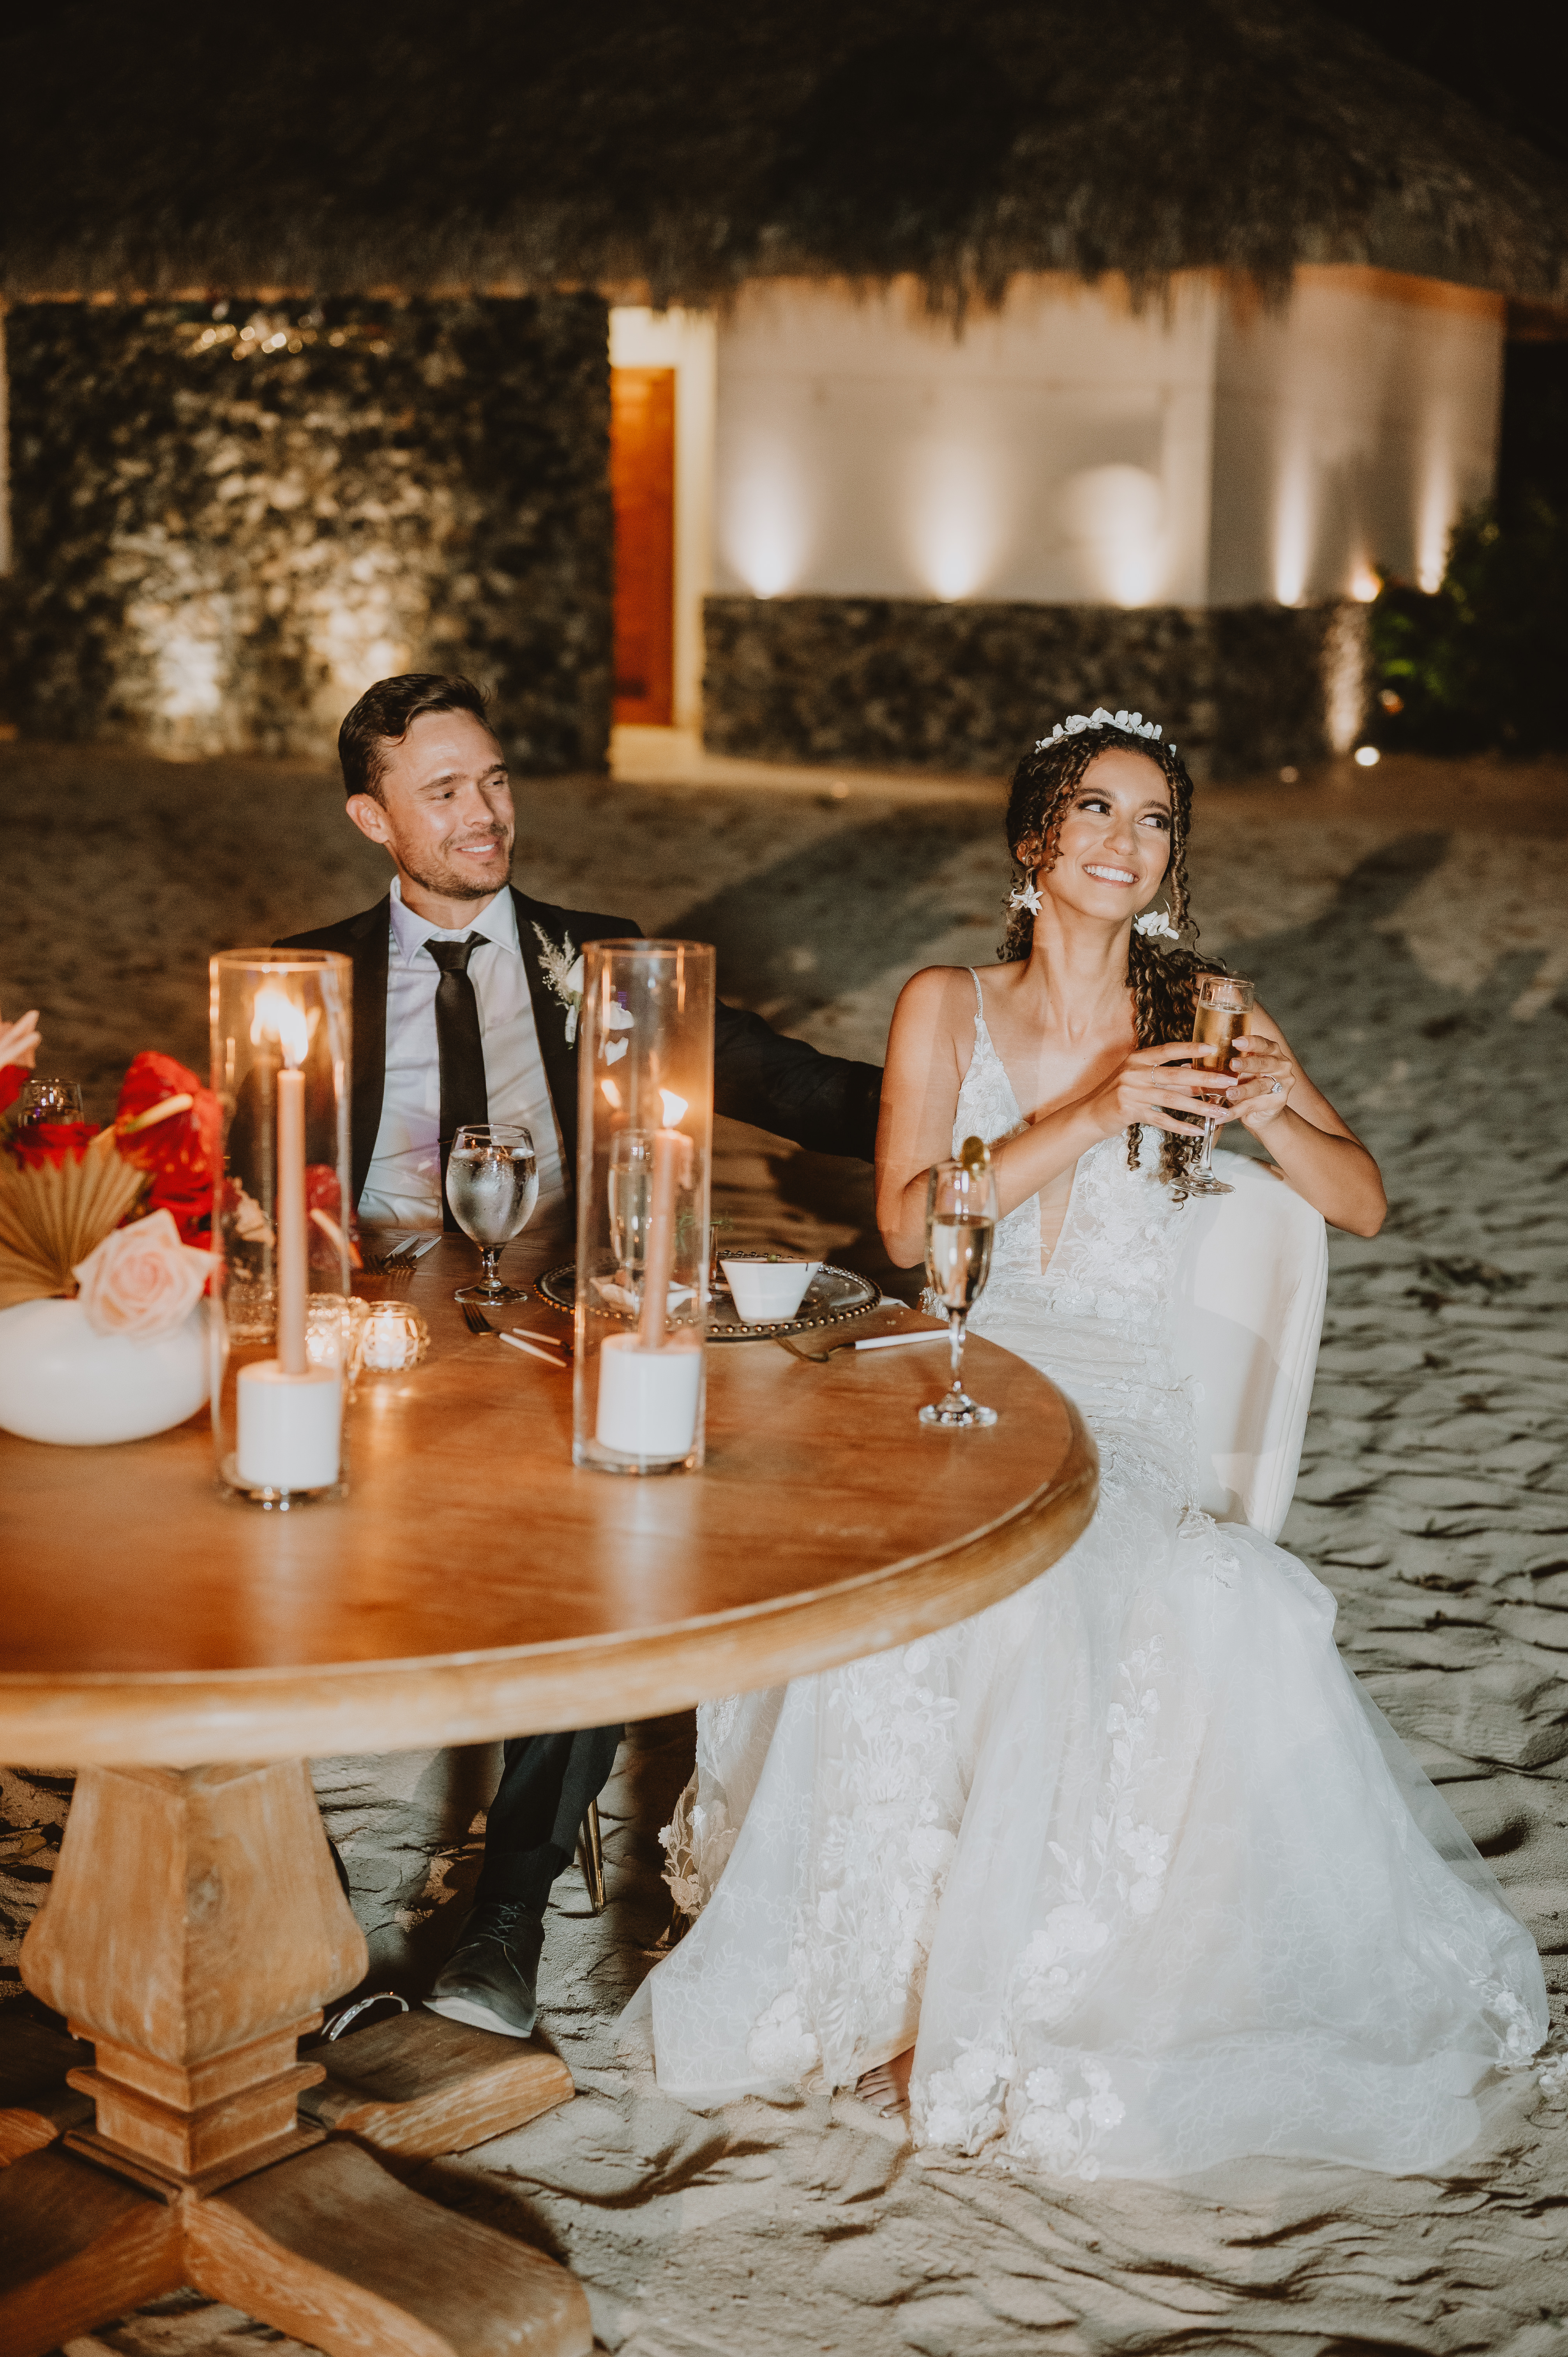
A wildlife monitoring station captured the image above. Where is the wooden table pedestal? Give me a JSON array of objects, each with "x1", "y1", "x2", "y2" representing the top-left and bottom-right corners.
[
  {"x1": 0, "y1": 1237, "x2": 1097, "y2": 2355},
  {"x1": 0, "y1": 1759, "x2": 590, "y2": 2357}
]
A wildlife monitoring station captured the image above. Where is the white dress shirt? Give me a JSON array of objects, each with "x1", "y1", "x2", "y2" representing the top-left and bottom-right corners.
[{"x1": 358, "y1": 878, "x2": 567, "y2": 1232}]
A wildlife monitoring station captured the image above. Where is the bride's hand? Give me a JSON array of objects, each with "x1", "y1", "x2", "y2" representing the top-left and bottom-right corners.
[
  {"x1": 1220, "y1": 1027, "x2": 1296, "y2": 1134},
  {"x1": 1088, "y1": 1041, "x2": 1222, "y2": 1140}
]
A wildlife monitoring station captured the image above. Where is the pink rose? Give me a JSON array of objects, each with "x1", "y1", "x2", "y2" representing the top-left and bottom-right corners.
[{"x1": 72, "y1": 1209, "x2": 212, "y2": 1340}]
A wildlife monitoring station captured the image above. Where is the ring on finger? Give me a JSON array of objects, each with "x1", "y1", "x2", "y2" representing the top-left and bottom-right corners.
[{"x1": 1268, "y1": 1077, "x2": 1284, "y2": 1096}]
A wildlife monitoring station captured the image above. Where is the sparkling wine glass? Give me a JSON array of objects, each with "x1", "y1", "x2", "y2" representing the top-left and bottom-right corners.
[
  {"x1": 608, "y1": 1129, "x2": 655, "y2": 1286},
  {"x1": 446, "y1": 1122, "x2": 538, "y2": 1303},
  {"x1": 1184, "y1": 974, "x2": 1255, "y2": 1197},
  {"x1": 919, "y1": 1143, "x2": 999, "y2": 1429}
]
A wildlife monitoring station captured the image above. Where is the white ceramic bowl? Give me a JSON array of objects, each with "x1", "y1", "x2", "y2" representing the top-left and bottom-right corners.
[
  {"x1": 0, "y1": 1296, "x2": 210, "y2": 1445},
  {"x1": 721, "y1": 1258, "x2": 822, "y2": 1323}
]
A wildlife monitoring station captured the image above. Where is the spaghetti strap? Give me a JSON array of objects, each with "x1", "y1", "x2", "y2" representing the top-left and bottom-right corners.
[{"x1": 968, "y1": 966, "x2": 985, "y2": 1016}]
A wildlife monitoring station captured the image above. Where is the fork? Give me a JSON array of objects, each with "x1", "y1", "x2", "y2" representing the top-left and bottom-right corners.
[{"x1": 461, "y1": 1300, "x2": 496, "y2": 1336}]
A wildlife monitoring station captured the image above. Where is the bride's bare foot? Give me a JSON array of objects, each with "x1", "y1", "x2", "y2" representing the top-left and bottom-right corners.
[{"x1": 855, "y1": 2046, "x2": 915, "y2": 2117}]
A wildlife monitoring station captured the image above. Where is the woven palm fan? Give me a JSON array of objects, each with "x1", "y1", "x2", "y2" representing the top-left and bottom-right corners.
[{"x1": 0, "y1": 1131, "x2": 148, "y2": 1308}]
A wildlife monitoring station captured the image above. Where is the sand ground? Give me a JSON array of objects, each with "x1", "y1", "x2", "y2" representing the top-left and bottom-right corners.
[{"x1": 1, "y1": 739, "x2": 1566, "y2": 2356}]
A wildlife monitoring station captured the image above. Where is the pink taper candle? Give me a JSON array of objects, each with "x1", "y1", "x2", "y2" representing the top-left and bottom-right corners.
[
  {"x1": 275, "y1": 1065, "x2": 307, "y2": 1376},
  {"x1": 637, "y1": 1091, "x2": 690, "y2": 1353}
]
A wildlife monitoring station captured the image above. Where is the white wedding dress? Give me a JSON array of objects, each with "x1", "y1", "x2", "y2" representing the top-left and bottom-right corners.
[{"x1": 640, "y1": 980, "x2": 1547, "y2": 2179}]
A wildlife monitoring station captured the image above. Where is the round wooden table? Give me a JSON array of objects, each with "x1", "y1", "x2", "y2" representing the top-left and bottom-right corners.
[{"x1": 0, "y1": 1229, "x2": 1096, "y2": 2357}]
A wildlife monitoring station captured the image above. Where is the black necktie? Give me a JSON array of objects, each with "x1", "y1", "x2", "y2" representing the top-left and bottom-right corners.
[{"x1": 426, "y1": 935, "x2": 489, "y2": 1230}]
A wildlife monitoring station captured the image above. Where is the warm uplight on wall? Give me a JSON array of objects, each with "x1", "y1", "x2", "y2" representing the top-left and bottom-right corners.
[
  {"x1": 1354, "y1": 745, "x2": 1381, "y2": 767},
  {"x1": 316, "y1": 576, "x2": 410, "y2": 701},
  {"x1": 724, "y1": 437, "x2": 808, "y2": 598},
  {"x1": 907, "y1": 442, "x2": 1001, "y2": 601},
  {"x1": 149, "y1": 627, "x2": 225, "y2": 722},
  {"x1": 1416, "y1": 441, "x2": 1455, "y2": 594},
  {"x1": 1272, "y1": 449, "x2": 1314, "y2": 607},
  {"x1": 1060, "y1": 465, "x2": 1163, "y2": 608},
  {"x1": 1349, "y1": 562, "x2": 1380, "y2": 604}
]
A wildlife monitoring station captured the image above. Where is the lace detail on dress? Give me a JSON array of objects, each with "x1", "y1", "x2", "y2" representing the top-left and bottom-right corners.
[
  {"x1": 794, "y1": 1637, "x2": 966, "y2": 2087},
  {"x1": 912, "y1": 1641, "x2": 1176, "y2": 2162},
  {"x1": 659, "y1": 1776, "x2": 734, "y2": 1920}
]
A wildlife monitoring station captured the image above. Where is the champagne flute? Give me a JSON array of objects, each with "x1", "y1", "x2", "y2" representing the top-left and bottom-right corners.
[
  {"x1": 919, "y1": 1140, "x2": 999, "y2": 1429},
  {"x1": 446, "y1": 1122, "x2": 538, "y2": 1303},
  {"x1": 608, "y1": 1130, "x2": 655, "y2": 1286},
  {"x1": 1184, "y1": 974, "x2": 1255, "y2": 1197}
]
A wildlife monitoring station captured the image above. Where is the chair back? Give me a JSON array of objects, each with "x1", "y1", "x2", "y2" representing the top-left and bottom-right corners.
[{"x1": 1168, "y1": 1150, "x2": 1327, "y2": 1542}]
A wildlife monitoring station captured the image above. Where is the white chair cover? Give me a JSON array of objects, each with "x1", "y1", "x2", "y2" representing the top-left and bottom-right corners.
[{"x1": 1169, "y1": 1149, "x2": 1327, "y2": 1542}]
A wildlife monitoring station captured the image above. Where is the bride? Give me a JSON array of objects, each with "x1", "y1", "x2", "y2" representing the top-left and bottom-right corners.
[{"x1": 641, "y1": 709, "x2": 1547, "y2": 2179}]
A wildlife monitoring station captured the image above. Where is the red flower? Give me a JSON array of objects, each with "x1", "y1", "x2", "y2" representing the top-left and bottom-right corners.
[
  {"x1": 305, "y1": 1164, "x2": 341, "y2": 1217},
  {"x1": 12, "y1": 1120, "x2": 99, "y2": 1168},
  {"x1": 0, "y1": 1066, "x2": 29, "y2": 1118},
  {"x1": 115, "y1": 1052, "x2": 222, "y2": 1246}
]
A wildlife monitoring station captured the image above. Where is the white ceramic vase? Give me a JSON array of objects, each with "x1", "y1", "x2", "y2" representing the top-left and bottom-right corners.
[{"x1": 0, "y1": 1297, "x2": 210, "y2": 1445}]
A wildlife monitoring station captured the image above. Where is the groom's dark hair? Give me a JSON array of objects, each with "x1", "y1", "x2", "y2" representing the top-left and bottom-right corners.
[{"x1": 338, "y1": 673, "x2": 493, "y2": 802}]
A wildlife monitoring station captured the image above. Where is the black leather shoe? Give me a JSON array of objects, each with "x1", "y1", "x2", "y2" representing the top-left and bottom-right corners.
[{"x1": 425, "y1": 1902, "x2": 546, "y2": 2038}]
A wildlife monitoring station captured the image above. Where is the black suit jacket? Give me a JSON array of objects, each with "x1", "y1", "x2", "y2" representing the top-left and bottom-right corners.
[{"x1": 279, "y1": 885, "x2": 883, "y2": 1209}]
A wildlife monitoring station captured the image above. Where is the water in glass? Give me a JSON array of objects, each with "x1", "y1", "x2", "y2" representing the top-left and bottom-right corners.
[{"x1": 447, "y1": 1123, "x2": 538, "y2": 1302}]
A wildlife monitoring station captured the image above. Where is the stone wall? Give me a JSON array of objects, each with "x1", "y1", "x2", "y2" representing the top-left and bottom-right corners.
[
  {"x1": 702, "y1": 594, "x2": 1369, "y2": 781},
  {"x1": 0, "y1": 295, "x2": 612, "y2": 771}
]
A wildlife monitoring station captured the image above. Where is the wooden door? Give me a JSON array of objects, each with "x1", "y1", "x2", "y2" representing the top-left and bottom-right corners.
[{"x1": 611, "y1": 367, "x2": 676, "y2": 726}]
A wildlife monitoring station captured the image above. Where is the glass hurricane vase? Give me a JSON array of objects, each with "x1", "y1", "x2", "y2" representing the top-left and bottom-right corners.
[
  {"x1": 571, "y1": 941, "x2": 714, "y2": 1474},
  {"x1": 210, "y1": 948, "x2": 353, "y2": 1507}
]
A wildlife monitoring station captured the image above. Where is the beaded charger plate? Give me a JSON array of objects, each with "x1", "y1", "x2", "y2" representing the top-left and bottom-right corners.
[{"x1": 535, "y1": 1262, "x2": 879, "y2": 1341}]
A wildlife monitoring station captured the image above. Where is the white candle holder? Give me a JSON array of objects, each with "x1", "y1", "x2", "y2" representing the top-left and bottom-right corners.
[
  {"x1": 572, "y1": 941, "x2": 714, "y2": 1475},
  {"x1": 210, "y1": 949, "x2": 353, "y2": 1507}
]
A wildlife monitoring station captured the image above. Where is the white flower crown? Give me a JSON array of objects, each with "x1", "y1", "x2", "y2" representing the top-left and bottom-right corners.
[{"x1": 1036, "y1": 707, "x2": 1167, "y2": 749}]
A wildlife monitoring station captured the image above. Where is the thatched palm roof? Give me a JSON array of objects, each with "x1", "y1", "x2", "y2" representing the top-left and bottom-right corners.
[{"x1": 5, "y1": 0, "x2": 1567, "y2": 307}]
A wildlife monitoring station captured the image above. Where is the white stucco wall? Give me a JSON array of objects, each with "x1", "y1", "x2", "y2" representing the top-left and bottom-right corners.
[
  {"x1": 709, "y1": 269, "x2": 1504, "y2": 616},
  {"x1": 1209, "y1": 267, "x2": 1504, "y2": 604},
  {"x1": 712, "y1": 275, "x2": 1220, "y2": 608}
]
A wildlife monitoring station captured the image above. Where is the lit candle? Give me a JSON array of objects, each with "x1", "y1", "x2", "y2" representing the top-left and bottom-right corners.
[
  {"x1": 596, "y1": 1089, "x2": 700, "y2": 1461},
  {"x1": 276, "y1": 1064, "x2": 306, "y2": 1376},
  {"x1": 236, "y1": 983, "x2": 340, "y2": 1492}
]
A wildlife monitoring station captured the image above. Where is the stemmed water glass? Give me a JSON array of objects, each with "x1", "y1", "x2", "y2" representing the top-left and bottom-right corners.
[
  {"x1": 919, "y1": 1142, "x2": 999, "y2": 1429},
  {"x1": 445, "y1": 1122, "x2": 539, "y2": 1303},
  {"x1": 1183, "y1": 974, "x2": 1255, "y2": 1197}
]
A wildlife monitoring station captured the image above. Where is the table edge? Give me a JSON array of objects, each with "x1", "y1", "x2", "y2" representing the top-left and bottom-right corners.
[{"x1": 0, "y1": 1412, "x2": 1098, "y2": 1766}]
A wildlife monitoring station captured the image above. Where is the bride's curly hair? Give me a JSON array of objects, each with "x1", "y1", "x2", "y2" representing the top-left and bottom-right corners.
[{"x1": 999, "y1": 723, "x2": 1225, "y2": 1190}]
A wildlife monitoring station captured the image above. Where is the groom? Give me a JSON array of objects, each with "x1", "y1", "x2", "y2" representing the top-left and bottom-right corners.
[{"x1": 281, "y1": 673, "x2": 881, "y2": 2038}]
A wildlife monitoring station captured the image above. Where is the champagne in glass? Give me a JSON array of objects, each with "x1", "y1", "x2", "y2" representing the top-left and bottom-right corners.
[
  {"x1": 919, "y1": 1138, "x2": 999, "y2": 1429},
  {"x1": 447, "y1": 1122, "x2": 538, "y2": 1302},
  {"x1": 1184, "y1": 974, "x2": 1255, "y2": 1197}
]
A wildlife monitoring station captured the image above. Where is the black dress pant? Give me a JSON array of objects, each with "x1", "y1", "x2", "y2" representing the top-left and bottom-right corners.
[{"x1": 472, "y1": 1723, "x2": 623, "y2": 1916}]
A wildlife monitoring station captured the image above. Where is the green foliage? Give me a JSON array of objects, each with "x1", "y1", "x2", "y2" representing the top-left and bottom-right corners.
[{"x1": 1370, "y1": 499, "x2": 1568, "y2": 755}]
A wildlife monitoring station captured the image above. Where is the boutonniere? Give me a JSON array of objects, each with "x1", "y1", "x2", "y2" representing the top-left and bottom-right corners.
[
  {"x1": 1134, "y1": 909, "x2": 1181, "y2": 943},
  {"x1": 532, "y1": 926, "x2": 585, "y2": 1044}
]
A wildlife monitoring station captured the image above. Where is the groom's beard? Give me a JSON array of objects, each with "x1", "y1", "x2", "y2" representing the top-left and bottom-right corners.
[{"x1": 397, "y1": 833, "x2": 514, "y2": 901}]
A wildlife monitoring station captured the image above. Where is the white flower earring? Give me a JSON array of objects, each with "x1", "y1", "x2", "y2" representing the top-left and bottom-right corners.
[
  {"x1": 1134, "y1": 909, "x2": 1181, "y2": 942},
  {"x1": 1008, "y1": 859, "x2": 1044, "y2": 916}
]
